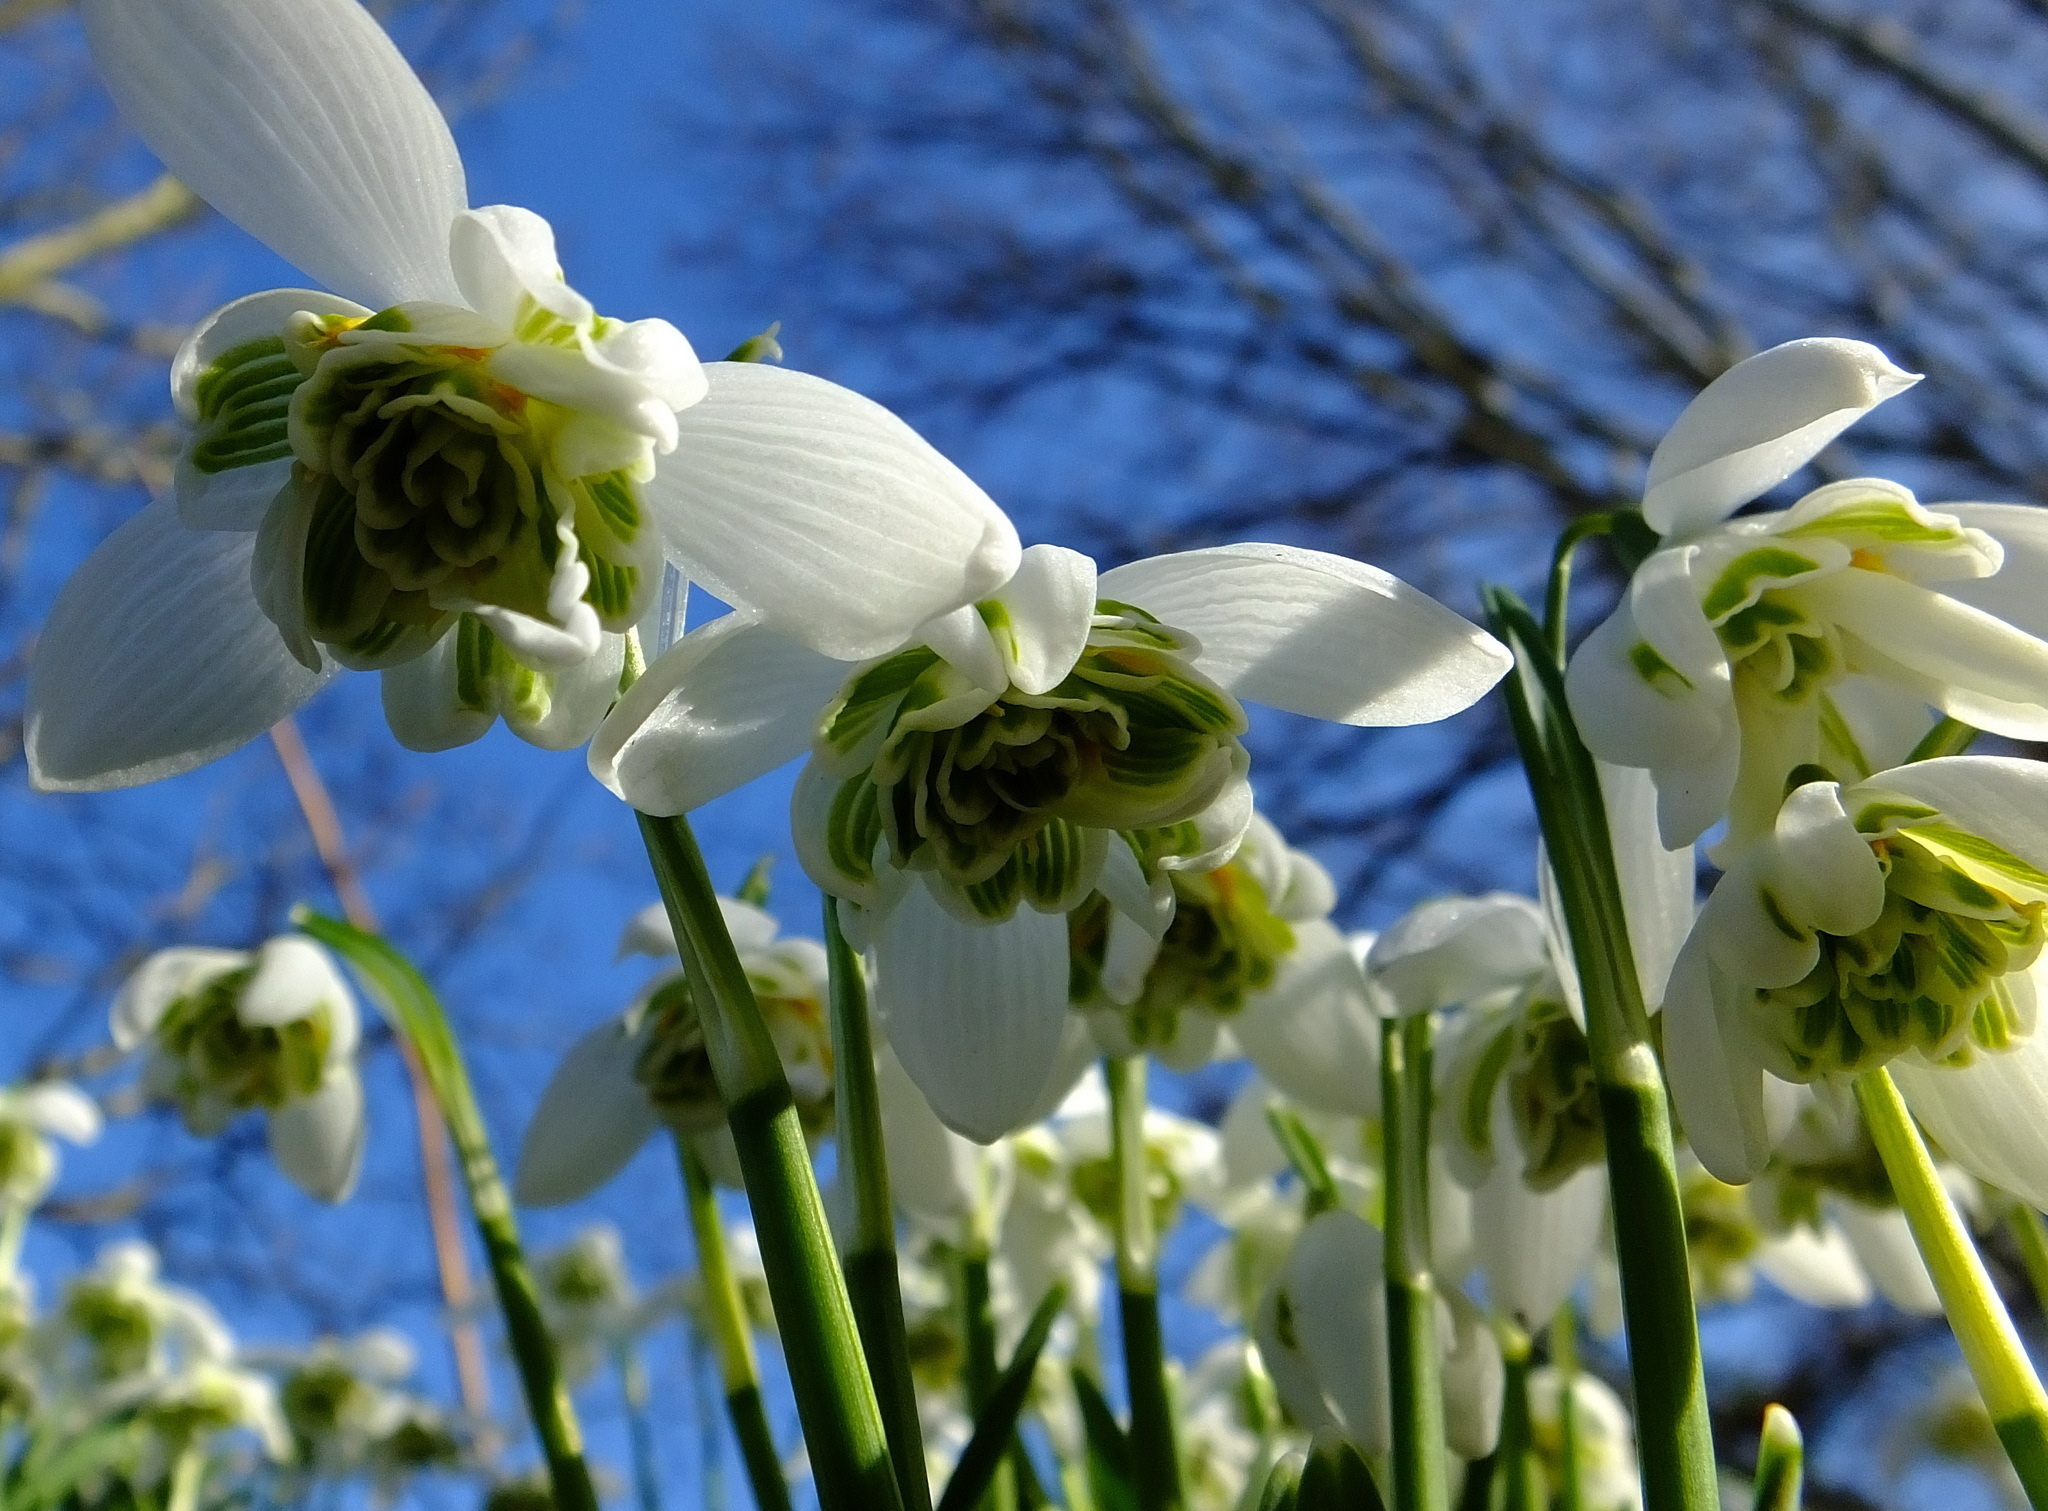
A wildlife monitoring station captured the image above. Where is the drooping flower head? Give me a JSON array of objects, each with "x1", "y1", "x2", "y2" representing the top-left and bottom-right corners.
[
  {"x1": 0, "y1": 1082, "x2": 102, "y2": 1215},
  {"x1": 49, "y1": 1242, "x2": 232, "y2": 1388},
  {"x1": 596, "y1": 540, "x2": 1509, "y2": 1139},
  {"x1": 30, "y1": 0, "x2": 1018, "y2": 790},
  {"x1": 1567, "y1": 338, "x2": 2048, "y2": 851},
  {"x1": 112, "y1": 937, "x2": 365, "y2": 1203}
]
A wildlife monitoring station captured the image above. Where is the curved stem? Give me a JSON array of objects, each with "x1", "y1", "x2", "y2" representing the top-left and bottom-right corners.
[
  {"x1": 679, "y1": 1137, "x2": 793, "y2": 1511},
  {"x1": 1543, "y1": 512, "x2": 1617, "y2": 667},
  {"x1": 1855, "y1": 1067, "x2": 2048, "y2": 1508},
  {"x1": 1107, "y1": 1056, "x2": 1182, "y2": 1511},
  {"x1": 639, "y1": 813, "x2": 902, "y2": 1511},
  {"x1": 1380, "y1": 1013, "x2": 1448, "y2": 1511}
]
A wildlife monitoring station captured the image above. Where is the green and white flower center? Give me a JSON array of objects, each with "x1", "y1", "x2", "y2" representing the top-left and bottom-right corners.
[
  {"x1": 0, "y1": 1122, "x2": 53, "y2": 1207},
  {"x1": 1452, "y1": 994, "x2": 1603, "y2": 1190},
  {"x1": 282, "y1": 1362, "x2": 370, "y2": 1440},
  {"x1": 1678, "y1": 1170, "x2": 1762, "y2": 1304},
  {"x1": 814, "y1": 600, "x2": 1247, "y2": 921},
  {"x1": 632, "y1": 971, "x2": 833, "y2": 1138},
  {"x1": 155, "y1": 969, "x2": 333, "y2": 1120},
  {"x1": 1746, "y1": 808, "x2": 2048, "y2": 1080},
  {"x1": 63, "y1": 1283, "x2": 156, "y2": 1380},
  {"x1": 1070, "y1": 1139, "x2": 1185, "y2": 1236}
]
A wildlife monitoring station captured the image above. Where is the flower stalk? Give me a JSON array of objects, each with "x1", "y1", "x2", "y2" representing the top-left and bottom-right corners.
[
  {"x1": 637, "y1": 812, "x2": 903, "y2": 1511},
  {"x1": 615, "y1": 1343, "x2": 664, "y2": 1511},
  {"x1": 1107, "y1": 1055, "x2": 1183, "y2": 1511},
  {"x1": 678, "y1": 1138, "x2": 792, "y2": 1511},
  {"x1": 1379, "y1": 1011, "x2": 1448, "y2": 1511},
  {"x1": 1482, "y1": 585, "x2": 1718, "y2": 1511},
  {"x1": 1853, "y1": 1067, "x2": 2048, "y2": 1508},
  {"x1": 825, "y1": 898, "x2": 931, "y2": 1511}
]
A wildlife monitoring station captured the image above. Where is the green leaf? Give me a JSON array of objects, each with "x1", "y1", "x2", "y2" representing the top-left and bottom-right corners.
[
  {"x1": 1295, "y1": 1431, "x2": 1385, "y2": 1511},
  {"x1": 1071, "y1": 1367, "x2": 1139, "y2": 1511},
  {"x1": 935, "y1": 1284, "x2": 1068, "y2": 1511},
  {"x1": 1252, "y1": 1450, "x2": 1305, "y2": 1511},
  {"x1": 1265, "y1": 1105, "x2": 1339, "y2": 1218},
  {"x1": 1750, "y1": 1403, "x2": 1804, "y2": 1511}
]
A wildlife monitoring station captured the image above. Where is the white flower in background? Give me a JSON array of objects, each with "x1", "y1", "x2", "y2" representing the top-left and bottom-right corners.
[
  {"x1": 596, "y1": 541, "x2": 1508, "y2": 1139},
  {"x1": 515, "y1": 897, "x2": 832, "y2": 1204},
  {"x1": 531, "y1": 1226, "x2": 664, "y2": 1385},
  {"x1": 28, "y1": 0, "x2": 1019, "y2": 791},
  {"x1": 0, "y1": 1081, "x2": 102, "y2": 1216},
  {"x1": 45, "y1": 1242, "x2": 233, "y2": 1389},
  {"x1": 104, "y1": 1355, "x2": 293, "y2": 1462},
  {"x1": 249, "y1": 1327, "x2": 431, "y2": 1474},
  {"x1": 1178, "y1": 1340, "x2": 1281, "y2": 1511},
  {"x1": 1565, "y1": 337, "x2": 2048, "y2": 849},
  {"x1": 1527, "y1": 1367, "x2": 1642, "y2": 1511},
  {"x1": 113, "y1": 937, "x2": 365, "y2": 1203},
  {"x1": 1663, "y1": 757, "x2": 2048, "y2": 1189}
]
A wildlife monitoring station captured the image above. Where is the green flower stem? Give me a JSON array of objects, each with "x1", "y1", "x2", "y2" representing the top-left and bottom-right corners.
[
  {"x1": 1481, "y1": 588, "x2": 1718, "y2": 1511},
  {"x1": 615, "y1": 1344, "x2": 664, "y2": 1511},
  {"x1": 1854, "y1": 1067, "x2": 2048, "y2": 1507},
  {"x1": 1107, "y1": 1056, "x2": 1183, "y2": 1511},
  {"x1": 678, "y1": 1136, "x2": 794, "y2": 1511},
  {"x1": 2006, "y1": 1201, "x2": 2048, "y2": 1319},
  {"x1": 1543, "y1": 513, "x2": 1617, "y2": 667},
  {"x1": 1749, "y1": 1404, "x2": 1804, "y2": 1511},
  {"x1": 638, "y1": 813, "x2": 903, "y2": 1511},
  {"x1": 1379, "y1": 1012, "x2": 1448, "y2": 1511},
  {"x1": 825, "y1": 898, "x2": 931, "y2": 1511},
  {"x1": 1551, "y1": 1308, "x2": 1584, "y2": 1511},
  {"x1": 1492, "y1": 1326, "x2": 1545, "y2": 1511},
  {"x1": 961, "y1": 1246, "x2": 1018, "y2": 1511},
  {"x1": 164, "y1": 1440, "x2": 205, "y2": 1511},
  {"x1": 294, "y1": 911, "x2": 599, "y2": 1511},
  {"x1": 1907, "y1": 716, "x2": 1980, "y2": 763}
]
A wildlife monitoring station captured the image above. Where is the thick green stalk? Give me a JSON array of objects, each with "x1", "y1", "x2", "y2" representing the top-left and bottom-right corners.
[
  {"x1": 679, "y1": 1138, "x2": 794, "y2": 1511},
  {"x1": 825, "y1": 898, "x2": 931, "y2": 1511},
  {"x1": 1481, "y1": 589, "x2": 1717, "y2": 1511},
  {"x1": 638, "y1": 813, "x2": 902, "y2": 1511},
  {"x1": 1106, "y1": 1056, "x2": 1183, "y2": 1511},
  {"x1": 1855, "y1": 1068, "x2": 2048, "y2": 1507},
  {"x1": 294, "y1": 912, "x2": 600, "y2": 1511},
  {"x1": 1379, "y1": 1013, "x2": 1448, "y2": 1511},
  {"x1": 616, "y1": 1344, "x2": 664, "y2": 1511}
]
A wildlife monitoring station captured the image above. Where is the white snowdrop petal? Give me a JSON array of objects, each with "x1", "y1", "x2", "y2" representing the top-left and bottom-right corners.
[
  {"x1": 1439, "y1": 1291, "x2": 1505, "y2": 1460},
  {"x1": 1767, "y1": 781, "x2": 1886, "y2": 941},
  {"x1": 872, "y1": 1043, "x2": 983, "y2": 1227},
  {"x1": 918, "y1": 603, "x2": 1006, "y2": 693},
  {"x1": 1232, "y1": 921, "x2": 1382, "y2": 1116},
  {"x1": 616, "y1": 903, "x2": 678, "y2": 960},
  {"x1": 990, "y1": 544, "x2": 1097, "y2": 695},
  {"x1": 592, "y1": 613, "x2": 849, "y2": 815},
  {"x1": 1367, "y1": 893, "x2": 1548, "y2": 1015},
  {"x1": 1829, "y1": 1200, "x2": 1941, "y2": 1316},
  {"x1": 449, "y1": 206, "x2": 580, "y2": 329},
  {"x1": 1942, "y1": 504, "x2": 2048, "y2": 645},
  {"x1": 268, "y1": 1070, "x2": 366, "y2": 1203},
  {"x1": 1284, "y1": 1210, "x2": 1392, "y2": 1453},
  {"x1": 1893, "y1": 1027, "x2": 2048, "y2": 1214},
  {"x1": 378, "y1": 632, "x2": 495, "y2": 753},
  {"x1": 1598, "y1": 761, "x2": 1697, "y2": 1010},
  {"x1": 1097, "y1": 544, "x2": 1509, "y2": 726},
  {"x1": 651, "y1": 364, "x2": 1021, "y2": 661},
  {"x1": 28, "y1": 501, "x2": 331, "y2": 792},
  {"x1": 1643, "y1": 339, "x2": 1920, "y2": 537},
  {"x1": 717, "y1": 897, "x2": 782, "y2": 956},
  {"x1": 514, "y1": 1018, "x2": 663, "y2": 1207},
  {"x1": 238, "y1": 936, "x2": 352, "y2": 1029},
  {"x1": 1473, "y1": 1102, "x2": 1608, "y2": 1326},
  {"x1": 1859, "y1": 756, "x2": 2048, "y2": 876},
  {"x1": 502, "y1": 634, "x2": 627, "y2": 753},
  {"x1": 1752, "y1": 1225, "x2": 1873, "y2": 1310},
  {"x1": 18, "y1": 1084, "x2": 103, "y2": 1146},
  {"x1": 871, "y1": 883, "x2": 1072, "y2": 1144},
  {"x1": 1661, "y1": 936, "x2": 1773, "y2": 1185},
  {"x1": 111, "y1": 947, "x2": 247, "y2": 1048},
  {"x1": 82, "y1": 0, "x2": 467, "y2": 308}
]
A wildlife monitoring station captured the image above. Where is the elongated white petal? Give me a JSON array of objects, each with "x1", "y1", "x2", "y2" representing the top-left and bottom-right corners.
[
  {"x1": 1858, "y1": 756, "x2": 2048, "y2": 875},
  {"x1": 1278, "y1": 1210, "x2": 1391, "y2": 1453},
  {"x1": 28, "y1": 501, "x2": 330, "y2": 791},
  {"x1": 1942, "y1": 503, "x2": 2048, "y2": 645},
  {"x1": 1767, "y1": 781, "x2": 1886, "y2": 941},
  {"x1": 1752, "y1": 1225, "x2": 1873, "y2": 1310},
  {"x1": 617, "y1": 904, "x2": 678, "y2": 960},
  {"x1": 514, "y1": 1018, "x2": 662, "y2": 1206},
  {"x1": 1643, "y1": 339, "x2": 1920, "y2": 537},
  {"x1": 377, "y1": 632, "x2": 494, "y2": 753},
  {"x1": 1367, "y1": 893, "x2": 1548, "y2": 1015},
  {"x1": 1098, "y1": 544, "x2": 1509, "y2": 725},
  {"x1": 1473, "y1": 1102, "x2": 1608, "y2": 1326},
  {"x1": 1893, "y1": 1029, "x2": 2048, "y2": 1213},
  {"x1": 1662, "y1": 936, "x2": 1773, "y2": 1184},
  {"x1": 650, "y1": 364, "x2": 1020, "y2": 661},
  {"x1": 16, "y1": 1084, "x2": 102, "y2": 1145},
  {"x1": 1232, "y1": 922, "x2": 1382, "y2": 1116},
  {"x1": 871, "y1": 883, "x2": 1071, "y2": 1143},
  {"x1": 989, "y1": 544, "x2": 1096, "y2": 695},
  {"x1": 1599, "y1": 761, "x2": 1697, "y2": 1009},
  {"x1": 82, "y1": 0, "x2": 467, "y2": 308},
  {"x1": 238, "y1": 936, "x2": 352, "y2": 1031},
  {"x1": 872, "y1": 1043, "x2": 985, "y2": 1228},
  {"x1": 719, "y1": 898, "x2": 782, "y2": 956},
  {"x1": 111, "y1": 947, "x2": 248, "y2": 1049},
  {"x1": 1439, "y1": 1290, "x2": 1504, "y2": 1460},
  {"x1": 269, "y1": 1070, "x2": 365, "y2": 1203},
  {"x1": 591, "y1": 612, "x2": 847, "y2": 815},
  {"x1": 1829, "y1": 1200, "x2": 1940, "y2": 1315},
  {"x1": 918, "y1": 603, "x2": 1006, "y2": 693}
]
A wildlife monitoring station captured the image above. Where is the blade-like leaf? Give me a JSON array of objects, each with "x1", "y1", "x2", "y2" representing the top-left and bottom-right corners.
[
  {"x1": 1267, "y1": 1104, "x2": 1340, "y2": 1218},
  {"x1": 1072, "y1": 1365, "x2": 1139, "y2": 1511},
  {"x1": 1253, "y1": 1450, "x2": 1306, "y2": 1511},
  {"x1": 1295, "y1": 1430, "x2": 1386, "y2": 1511},
  {"x1": 936, "y1": 1284, "x2": 1067, "y2": 1511}
]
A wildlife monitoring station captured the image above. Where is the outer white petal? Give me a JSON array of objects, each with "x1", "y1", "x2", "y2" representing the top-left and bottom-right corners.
[
  {"x1": 378, "y1": 631, "x2": 494, "y2": 753},
  {"x1": 872, "y1": 1044, "x2": 986, "y2": 1228},
  {"x1": 514, "y1": 1017, "x2": 663, "y2": 1206},
  {"x1": 1097, "y1": 544, "x2": 1509, "y2": 725},
  {"x1": 1232, "y1": 922, "x2": 1382, "y2": 1116},
  {"x1": 870, "y1": 883, "x2": 1072, "y2": 1143},
  {"x1": 651, "y1": 364, "x2": 1021, "y2": 661},
  {"x1": 1752, "y1": 1224, "x2": 1873, "y2": 1310},
  {"x1": 1598, "y1": 761, "x2": 1696, "y2": 1010},
  {"x1": 1856, "y1": 756, "x2": 2048, "y2": 875},
  {"x1": 268, "y1": 1069, "x2": 365, "y2": 1203},
  {"x1": 617, "y1": 903, "x2": 678, "y2": 960},
  {"x1": 16, "y1": 1084, "x2": 103, "y2": 1146},
  {"x1": 1473, "y1": 1101, "x2": 1608, "y2": 1326},
  {"x1": 718, "y1": 898, "x2": 782, "y2": 955},
  {"x1": 1893, "y1": 1027, "x2": 2048, "y2": 1213},
  {"x1": 1829, "y1": 1200, "x2": 1941, "y2": 1316},
  {"x1": 1643, "y1": 339, "x2": 1921, "y2": 537},
  {"x1": 1766, "y1": 781, "x2": 1886, "y2": 941},
  {"x1": 238, "y1": 936, "x2": 352, "y2": 1030},
  {"x1": 1367, "y1": 893, "x2": 1548, "y2": 1015},
  {"x1": 82, "y1": 0, "x2": 467, "y2": 308},
  {"x1": 1098, "y1": 833, "x2": 1174, "y2": 941},
  {"x1": 1662, "y1": 934, "x2": 1773, "y2": 1184},
  {"x1": 989, "y1": 544, "x2": 1096, "y2": 695},
  {"x1": 1439, "y1": 1290, "x2": 1505, "y2": 1460},
  {"x1": 28, "y1": 501, "x2": 331, "y2": 791},
  {"x1": 917, "y1": 603, "x2": 1006, "y2": 693},
  {"x1": 1278, "y1": 1209, "x2": 1391, "y2": 1453},
  {"x1": 111, "y1": 947, "x2": 248, "y2": 1049},
  {"x1": 590, "y1": 613, "x2": 848, "y2": 815},
  {"x1": 1942, "y1": 503, "x2": 2048, "y2": 645}
]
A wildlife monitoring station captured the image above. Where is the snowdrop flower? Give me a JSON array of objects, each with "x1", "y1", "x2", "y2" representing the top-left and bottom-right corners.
[
  {"x1": 1178, "y1": 1340, "x2": 1281, "y2": 1511},
  {"x1": 0, "y1": 1081, "x2": 102, "y2": 1214},
  {"x1": 597, "y1": 542, "x2": 1507, "y2": 1138},
  {"x1": 531, "y1": 1226, "x2": 665, "y2": 1384},
  {"x1": 1566, "y1": 337, "x2": 2048, "y2": 849},
  {"x1": 28, "y1": 0, "x2": 1018, "y2": 791},
  {"x1": 516, "y1": 897, "x2": 832, "y2": 1204},
  {"x1": 113, "y1": 937, "x2": 365, "y2": 1203},
  {"x1": 108, "y1": 1355, "x2": 293, "y2": 1462},
  {"x1": 1527, "y1": 1367, "x2": 1642, "y2": 1511},
  {"x1": 257, "y1": 1328, "x2": 424, "y2": 1473},
  {"x1": 48, "y1": 1242, "x2": 232, "y2": 1388},
  {"x1": 1664, "y1": 756, "x2": 2048, "y2": 1188}
]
